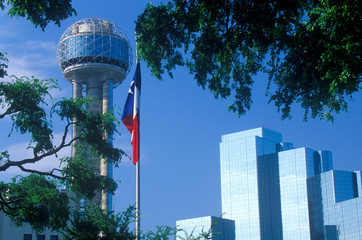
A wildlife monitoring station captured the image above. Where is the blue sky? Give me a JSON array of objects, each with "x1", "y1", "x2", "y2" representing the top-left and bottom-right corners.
[{"x1": 1, "y1": 0, "x2": 362, "y2": 234}]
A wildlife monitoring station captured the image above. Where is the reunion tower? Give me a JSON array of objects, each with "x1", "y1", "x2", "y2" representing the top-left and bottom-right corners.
[{"x1": 57, "y1": 18, "x2": 132, "y2": 211}]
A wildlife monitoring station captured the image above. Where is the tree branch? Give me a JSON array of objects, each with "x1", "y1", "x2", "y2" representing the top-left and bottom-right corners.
[
  {"x1": 0, "y1": 108, "x2": 17, "y2": 119},
  {"x1": 16, "y1": 165, "x2": 65, "y2": 180},
  {"x1": 0, "y1": 192, "x2": 23, "y2": 216},
  {"x1": 0, "y1": 121, "x2": 78, "y2": 173}
]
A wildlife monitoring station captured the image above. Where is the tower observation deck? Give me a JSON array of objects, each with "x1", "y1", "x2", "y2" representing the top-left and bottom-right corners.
[{"x1": 57, "y1": 18, "x2": 132, "y2": 211}]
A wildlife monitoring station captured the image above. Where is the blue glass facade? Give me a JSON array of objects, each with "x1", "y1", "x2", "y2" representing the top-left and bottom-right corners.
[
  {"x1": 308, "y1": 170, "x2": 362, "y2": 239},
  {"x1": 278, "y1": 148, "x2": 316, "y2": 239},
  {"x1": 177, "y1": 127, "x2": 362, "y2": 239},
  {"x1": 59, "y1": 34, "x2": 129, "y2": 70},
  {"x1": 257, "y1": 153, "x2": 282, "y2": 239},
  {"x1": 220, "y1": 128, "x2": 282, "y2": 239}
]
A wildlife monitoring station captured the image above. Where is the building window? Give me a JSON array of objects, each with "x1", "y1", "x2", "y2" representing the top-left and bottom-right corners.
[
  {"x1": 23, "y1": 234, "x2": 32, "y2": 240},
  {"x1": 50, "y1": 235, "x2": 59, "y2": 240},
  {"x1": 37, "y1": 235, "x2": 45, "y2": 240}
]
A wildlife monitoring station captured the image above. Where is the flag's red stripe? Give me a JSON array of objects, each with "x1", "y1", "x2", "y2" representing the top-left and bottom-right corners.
[
  {"x1": 122, "y1": 113, "x2": 133, "y2": 133},
  {"x1": 131, "y1": 113, "x2": 140, "y2": 165}
]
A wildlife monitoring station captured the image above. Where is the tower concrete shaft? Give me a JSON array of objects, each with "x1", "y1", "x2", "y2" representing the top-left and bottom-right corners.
[{"x1": 71, "y1": 78, "x2": 112, "y2": 209}]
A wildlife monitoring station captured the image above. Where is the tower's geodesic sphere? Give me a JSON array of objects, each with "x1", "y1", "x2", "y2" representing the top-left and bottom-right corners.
[{"x1": 57, "y1": 18, "x2": 132, "y2": 84}]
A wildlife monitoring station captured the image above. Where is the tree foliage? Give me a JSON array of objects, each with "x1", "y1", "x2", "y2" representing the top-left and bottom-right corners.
[
  {"x1": 0, "y1": 76, "x2": 125, "y2": 174},
  {"x1": 0, "y1": 76, "x2": 57, "y2": 156},
  {"x1": 0, "y1": 0, "x2": 76, "y2": 30},
  {"x1": 0, "y1": 174, "x2": 69, "y2": 232},
  {"x1": 0, "y1": 75, "x2": 126, "y2": 231},
  {"x1": 135, "y1": 0, "x2": 361, "y2": 120},
  {"x1": 62, "y1": 205, "x2": 136, "y2": 240},
  {"x1": 0, "y1": 52, "x2": 7, "y2": 78}
]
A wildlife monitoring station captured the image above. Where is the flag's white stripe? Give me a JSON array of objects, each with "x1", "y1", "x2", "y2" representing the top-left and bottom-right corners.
[{"x1": 133, "y1": 87, "x2": 140, "y2": 118}]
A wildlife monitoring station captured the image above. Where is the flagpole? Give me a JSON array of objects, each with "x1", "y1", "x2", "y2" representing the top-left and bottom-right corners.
[
  {"x1": 121, "y1": 34, "x2": 141, "y2": 240},
  {"x1": 135, "y1": 38, "x2": 140, "y2": 240},
  {"x1": 136, "y1": 157, "x2": 140, "y2": 240}
]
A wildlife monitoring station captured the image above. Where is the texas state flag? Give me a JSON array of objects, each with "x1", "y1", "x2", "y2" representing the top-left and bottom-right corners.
[{"x1": 122, "y1": 62, "x2": 141, "y2": 165}]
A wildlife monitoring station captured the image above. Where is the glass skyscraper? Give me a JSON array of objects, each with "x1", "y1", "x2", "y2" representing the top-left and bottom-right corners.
[{"x1": 176, "y1": 127, "x2": 362, "y2": 240}]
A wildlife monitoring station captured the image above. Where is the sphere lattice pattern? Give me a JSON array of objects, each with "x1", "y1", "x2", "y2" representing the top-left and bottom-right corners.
[{"x1": 57, "y1": 18, "x2": 132, "y2": 74}]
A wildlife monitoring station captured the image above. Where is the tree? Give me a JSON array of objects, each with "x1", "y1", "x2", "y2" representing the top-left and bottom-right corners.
[
  {"x1": 62, "y1": 205, "x2": 136, "y2": 240},
  {"x1": 0, "y1": 0, "x2": 76, "y2": 30},
  {"x1": 0, "y1": 52, "x2": 7, "y2": 78},
  {"x1": 0, "y1": 75, "x2": 124, "y2": 231},
  {"x1": 1, "y1": 174, "x2": 70, "y2": 232},
  {"x1": 135, "y1": 0, "x2": 361, "y2": 121}
]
